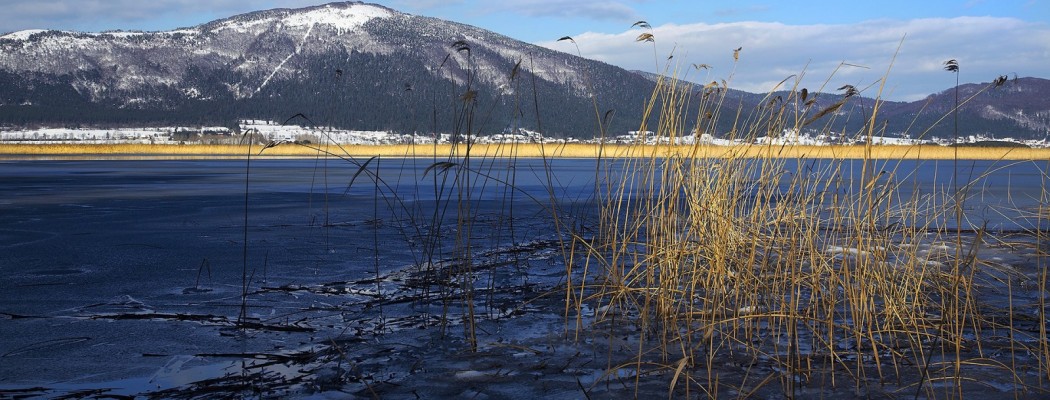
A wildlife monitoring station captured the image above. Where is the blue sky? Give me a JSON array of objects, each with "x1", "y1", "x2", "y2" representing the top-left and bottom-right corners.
[
  {"x1": 412, "y1": 1, "x2": 1047, "y2": 42},
  {"x1": 2, "y1": 0, "x2": 1047, "y2": 101}
]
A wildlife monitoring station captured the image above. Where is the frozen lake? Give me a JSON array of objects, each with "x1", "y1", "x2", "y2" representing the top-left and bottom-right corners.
[
  {"x1": 0, "y1": 157, "x2": 1047, "y2": 397},
  {"x1": 0, "y1": 157, "x2": 600, "y2": 396}
]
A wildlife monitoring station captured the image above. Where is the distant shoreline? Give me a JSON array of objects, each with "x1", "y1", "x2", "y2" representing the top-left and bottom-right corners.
[{"x1": 1, "y1": 143, "x2": 1049, "y2": 160}]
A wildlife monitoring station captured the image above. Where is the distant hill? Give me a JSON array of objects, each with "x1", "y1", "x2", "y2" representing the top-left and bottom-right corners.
[
  {"x1": 875, "y1": 77, "x2": 1050, "y2": 141},
  {"x1": 1, "y1": 1, "x2": 1047, "y2": 140},
  {"x1": 633, "y1": 71, "x2": 1050, "y2": 141}
]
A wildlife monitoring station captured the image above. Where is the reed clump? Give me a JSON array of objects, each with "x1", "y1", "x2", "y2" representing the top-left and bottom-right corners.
[{"x1": 565, "y1": 66, "x2": 1050, "y2": 398}]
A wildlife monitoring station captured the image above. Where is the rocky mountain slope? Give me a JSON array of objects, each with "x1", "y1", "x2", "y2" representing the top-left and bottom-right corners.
[
  {"x1": 1, "y1": 1, "x2": 1047, "y2": 140},
  {"x1": 0, "y1": 2, "x2": 657, "y2": 137}
]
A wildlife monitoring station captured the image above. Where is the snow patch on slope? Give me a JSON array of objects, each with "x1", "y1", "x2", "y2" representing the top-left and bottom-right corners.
[
  {"x1": 214, "y1": 3, "x2": 391, "y2": 34},
  {"x1": 1, "y1": 29, "x2": 48, "y2": 41},
  {"x1": 282, "y1": 4, "x2": 392, "y2": 32},
  {"x1": 251, "y1": 22, "x2": 315, "y2": 97}
]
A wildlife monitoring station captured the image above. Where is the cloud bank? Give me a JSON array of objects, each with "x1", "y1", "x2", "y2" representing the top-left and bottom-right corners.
[{"x1": 540, "y1": 16, "x2": 1050, "y2": 101}]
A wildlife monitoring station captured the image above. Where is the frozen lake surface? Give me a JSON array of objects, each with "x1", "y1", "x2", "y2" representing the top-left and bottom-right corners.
[
  {"x1": 0, "y1": 158, "x2": 600, "y2": 397},
  {"x1": 0, "y1": 157, "x2": 1047, "y2": 398}
]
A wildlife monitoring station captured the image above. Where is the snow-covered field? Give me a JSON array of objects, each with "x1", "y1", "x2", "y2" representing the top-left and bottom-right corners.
[
  {"x1": 0, "y1": 120, "x2": 569, "y2": 145},
  {"x1": 4, "y1": 120, "x2": 1047, "y2": 147}
]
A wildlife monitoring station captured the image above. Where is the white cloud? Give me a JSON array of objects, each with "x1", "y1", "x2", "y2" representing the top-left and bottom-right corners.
[{"x1": 539, "y1": 16, "x2": 1050, "y2": 101}]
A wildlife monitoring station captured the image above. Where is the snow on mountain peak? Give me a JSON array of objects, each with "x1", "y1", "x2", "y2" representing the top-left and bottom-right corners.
[
  {"x1": 212, "y1": 2, "x2": 393, "y2": 33},
  {"x1": 282, "y1": 3, "x2": 392, "y2": 31},
  {"x1": 1, "y1": 29, "x2": 48, "y2": 41}
]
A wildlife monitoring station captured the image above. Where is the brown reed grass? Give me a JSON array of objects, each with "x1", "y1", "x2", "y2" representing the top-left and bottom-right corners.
[{"x1": 560, "y1": 51, "x2": 1050, "y2": 398}]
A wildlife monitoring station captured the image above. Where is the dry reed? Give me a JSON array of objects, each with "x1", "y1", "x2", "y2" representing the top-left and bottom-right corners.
[{"x1": 560, "y1": 52, "x2": 1050, "y2": 398}]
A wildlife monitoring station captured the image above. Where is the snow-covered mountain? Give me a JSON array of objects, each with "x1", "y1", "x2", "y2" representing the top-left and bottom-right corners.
[
  {"x1": 0, "y1": 1, "x2": 1047, "y2": 141},
  {"x1": 0, "y1": 2, "x2": 655, "y2": 137},
  {"x1": 0, "y1": 3, "x2": 592, "y2": 100}
]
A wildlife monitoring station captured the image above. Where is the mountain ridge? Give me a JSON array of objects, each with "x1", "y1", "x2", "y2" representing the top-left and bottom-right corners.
[{"x1": 1, "y1": 2, "x2": 1047, "y2": 140}]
